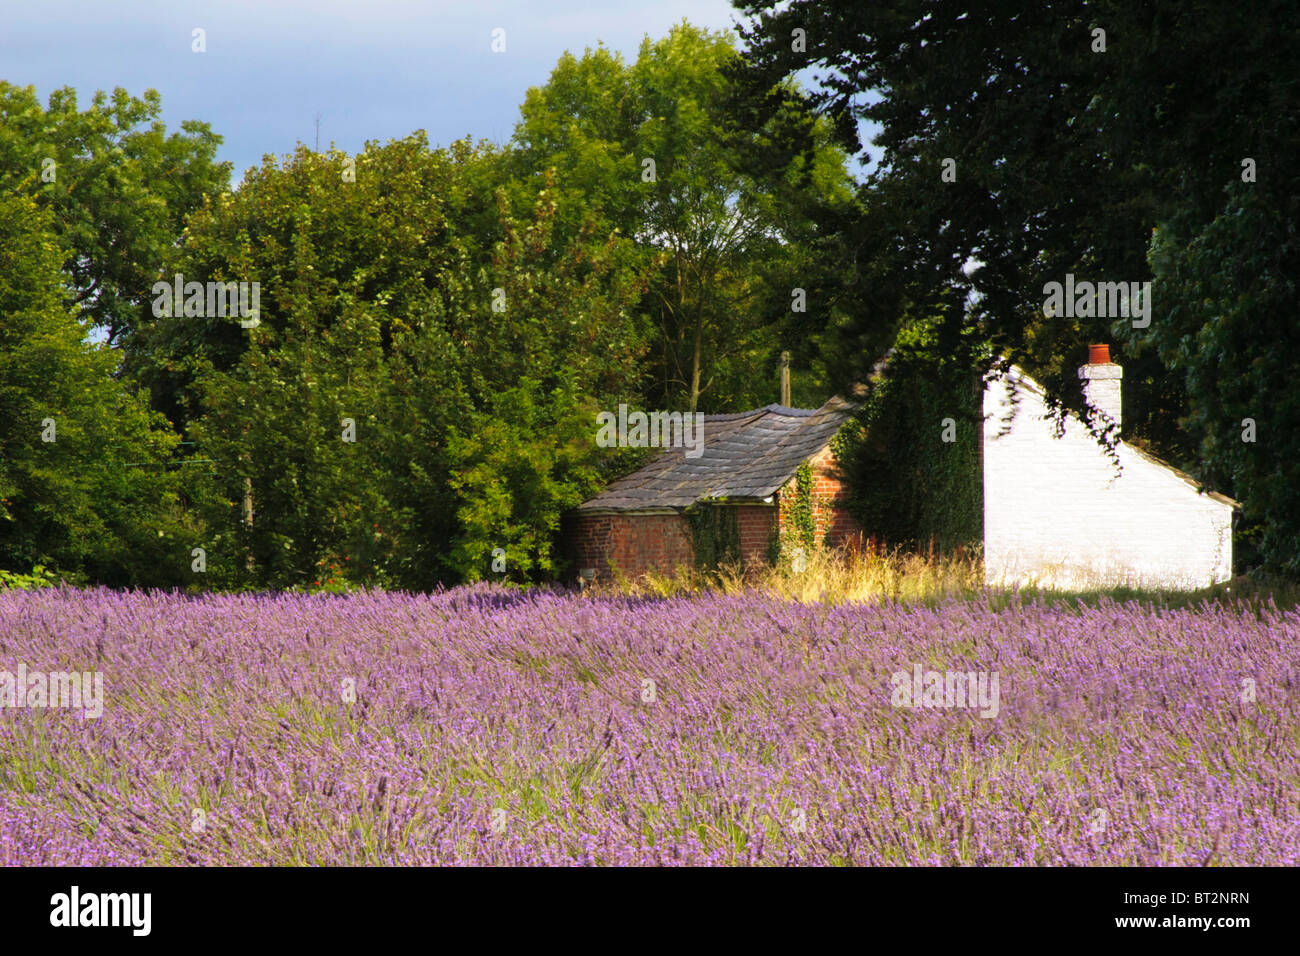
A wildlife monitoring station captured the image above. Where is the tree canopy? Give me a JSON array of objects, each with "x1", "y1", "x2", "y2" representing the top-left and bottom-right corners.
[
  {"x1": 2, "y1": 9, "x2": 1295, "y2": 584},
  {"x1": 510, "y1": 22, "x2": 863, "y2": 412},
  {"x1": 735, "y1": 0, "x2": 1300, "y2": 572}
]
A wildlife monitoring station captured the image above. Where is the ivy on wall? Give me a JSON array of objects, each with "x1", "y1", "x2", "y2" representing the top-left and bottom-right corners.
[
  {"x1": 771, "y1": 460, "x2": 818, "y2": 571},
  {"x1": 685, "y1": 499, "x2": 741, "y2": 571},
  {"x1": 766, "y1": 518, "x2": 782, "y2": 565},
  {"x1": 789, "y1": 461, "x2": 816, "y2": 550},
  {"x1": 836, "y1": 328, "x2": 984, "y2": 553}
]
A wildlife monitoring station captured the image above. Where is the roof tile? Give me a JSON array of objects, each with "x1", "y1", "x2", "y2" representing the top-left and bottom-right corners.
[{"x1": 577, "y1": 397, "x2": 856, "y2": 512}]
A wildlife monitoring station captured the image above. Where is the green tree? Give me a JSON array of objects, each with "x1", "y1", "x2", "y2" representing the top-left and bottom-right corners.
[
  {"x1": 736, "y1": 0, "x2": 1300, "y2": 572},
  {"x1": 0, "y1": 83, "x2": 229, "y2": 344},
  {"x1": 444, "y1": 190, "x2": 653, "y2": 581},
  {"x1": 0, "y1": 194, "x2": 198, "y2": 585},
  {"x1": 149, "y1": 138, "x2": 469, "y2": 588},
  {"x1": 837, "y1": 317, "x2": 986, "y2": 552},
  {"x1": 511, "y1": 21, "x2": 861, "y2": 412},
  {"x1": 1146, "y1": 186, "x2": 1300, "y2": 574},
  {"x1": 188, "y1": 296, "x2": 397, "y2": 589},
  {"x1": 136, "y1": 138, "x2": 651, "y2": 588}
]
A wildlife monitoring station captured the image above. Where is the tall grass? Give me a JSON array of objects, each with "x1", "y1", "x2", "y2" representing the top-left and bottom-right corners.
[
  {"x1": 598, "y1": 542, "x2": 1300, "y2": 612},
  {"x1": 603, "y1": 540, "x2": 982, "y2": 605}
]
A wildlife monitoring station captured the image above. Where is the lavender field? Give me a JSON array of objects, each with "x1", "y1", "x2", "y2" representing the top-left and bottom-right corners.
[{"x1": 1, "y1": 585, "x2": 1296, "y2": 865}]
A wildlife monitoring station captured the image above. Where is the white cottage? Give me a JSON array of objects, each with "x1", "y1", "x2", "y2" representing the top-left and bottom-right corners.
[{"x1": 983, "y1": 345, "x2": 1237, "y2": 590}]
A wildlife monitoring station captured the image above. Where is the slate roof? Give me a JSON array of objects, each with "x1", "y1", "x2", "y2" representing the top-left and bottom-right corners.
[{"x1": 576, "y1": 396, "x2": 857, "y2": 513}]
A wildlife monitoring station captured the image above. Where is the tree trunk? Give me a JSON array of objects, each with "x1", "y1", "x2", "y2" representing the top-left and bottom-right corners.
[
  {"x1": 689, "y1": 315, "x2": 702, "y2": 412},
  {"x1": 243, "y1": 474, "x2": 255, "y2": 572}
]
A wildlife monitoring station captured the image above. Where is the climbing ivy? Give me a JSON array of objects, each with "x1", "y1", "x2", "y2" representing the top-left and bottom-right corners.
[
  {"x1": 766, "y1": 518, "x2": 782, "y2": 565},
  {"x1": 685, "y1": 499, "x2": 741, "y2": 571},
  {"x1": 789, "y1": 461, "x2": 816, "y2": 551},
  {"x1": 837, "y1": 323, "x2": 984, "y2": 553}
]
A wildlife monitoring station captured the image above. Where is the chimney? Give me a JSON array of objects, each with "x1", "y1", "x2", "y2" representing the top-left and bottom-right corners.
[
  {"x1": 1078, "y1": 343, "x2": 1122, "y2": 432},
  {"x1": 780, "y1": 350, "x2": 791, "y2": 406}
]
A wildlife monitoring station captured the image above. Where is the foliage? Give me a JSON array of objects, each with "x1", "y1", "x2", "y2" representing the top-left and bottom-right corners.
[
  {"x1": 138, "y1": 140, "x2": 651, "y2": 589},
  {"x1": 685, "y1": 499, "x2": 741, "y2": 573},
  {"x1": 734, "y1": 0, "x2": 1300, "y2": 572},
  {"x1": 448, "y1": 380, "x2": 601, "y2": 583},
  {"x1": 0, "y1": 194, "x2": 199, "y2": 587},
  {"x1": 0, "y1": 565, "x2": 57, "y2": 590},
  {"x1": 0, "y1": 83, "x2": 229, "y2": 344},
  {"x1": 787, "y1": 462, "x2": 815, "y2": 551},
  {"x1": 1144, "y1": 184, "x2": 1300, "y2": 573},
  {"x1": 510, "y1": 22, "x2": 861, "y2": 412},
  {"x1": 837, "y1": 319, "x2": 984, "y2": 553}
]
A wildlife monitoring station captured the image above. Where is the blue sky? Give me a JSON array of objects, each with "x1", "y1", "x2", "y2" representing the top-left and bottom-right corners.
[{"x1": 1, "y1": 0, "x2": 804, "y2": 184}]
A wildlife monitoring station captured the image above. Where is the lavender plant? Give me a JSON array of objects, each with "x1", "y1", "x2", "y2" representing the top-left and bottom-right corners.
[{"x1": 0, "y1": 585, "x2": 1294, "y2": 865}]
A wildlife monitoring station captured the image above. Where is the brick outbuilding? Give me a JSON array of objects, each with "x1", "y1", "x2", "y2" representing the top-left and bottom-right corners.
[{"x1": 564, "y1": 398, "x2": 860, "y2": 582}]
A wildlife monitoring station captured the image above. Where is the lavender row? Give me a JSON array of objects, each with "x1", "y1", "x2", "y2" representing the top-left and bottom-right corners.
[{"x1": 0, "y1": 586, "x2": 1295, "y2": 865}]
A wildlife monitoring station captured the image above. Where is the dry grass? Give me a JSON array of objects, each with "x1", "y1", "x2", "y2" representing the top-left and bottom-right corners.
[
  {"x1": 594, "y1": 542, "x2": 1300, "y2": 611},
  {"x1": 600, "y1": 540, "x2": 983, "y2": 605}
]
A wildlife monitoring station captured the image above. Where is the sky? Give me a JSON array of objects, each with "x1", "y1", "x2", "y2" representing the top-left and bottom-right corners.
[{"x1": 0, "y1": 0, "x2": 817, "y2": 185}]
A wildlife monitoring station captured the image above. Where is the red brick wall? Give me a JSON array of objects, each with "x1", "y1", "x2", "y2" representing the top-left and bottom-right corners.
[
  {"x1": 564, "y1": 512, "x2": 694, "y2": 582},
  {"x1": 564, "y1": 506, "x2": 776, "y2": 582},
  {"x1": 735, "y1": 505, "x2": 777, "y2": 568},
  {"x1": 776, "y1": 447, "x2": 862, "y2": 548}
]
